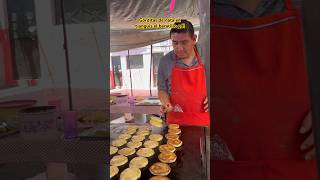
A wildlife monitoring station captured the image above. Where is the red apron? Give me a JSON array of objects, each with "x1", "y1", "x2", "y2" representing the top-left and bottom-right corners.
[
  {"x1": 167, "y1": 47, "x2": 210, "y2": 126},
  {"x1": 211, "y1": 0, "x2": 317, "y2": 179}
]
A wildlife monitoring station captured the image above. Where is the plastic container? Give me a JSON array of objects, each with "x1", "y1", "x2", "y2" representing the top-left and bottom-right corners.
[
  {"x1": 128, "y1": 96, "x2": 135, "y2": 107},
  {"x1": 17, "y1": 106, "x2": 59, "y2": 139},
  {"x1": 63, "y1": 111, "x2": 78, "y2": 139},
  {"x1": 48, "y1": 99, "x2": 63, "y2": 130},
  {"x1": 116, "y1": 95, "x2": 128, "y2": 104}
]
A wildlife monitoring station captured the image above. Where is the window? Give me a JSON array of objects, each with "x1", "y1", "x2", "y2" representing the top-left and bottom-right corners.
[
  {"x1": 152, "y1": 53, "x2": 163, "y2": 87},
  {"x1": 54, "y1": 0, "x2": 106, "y2": 25},
  {"x1": 111, "y1": 56, "x2": 122, "y2": 88},
  {"x1": 127, "y1": 55, "x2": 144, "y2": 69},
  {"x1": 7, "y1": 0, "x2": 41, "y2": 80}
]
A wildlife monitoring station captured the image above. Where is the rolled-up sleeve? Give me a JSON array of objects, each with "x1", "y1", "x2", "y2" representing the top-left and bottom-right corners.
[{"x1": 157, "y1": 56, "x2": 168, "y2": 92}]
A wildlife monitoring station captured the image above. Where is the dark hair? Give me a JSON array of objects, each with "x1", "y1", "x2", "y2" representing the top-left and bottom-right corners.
[{"x1": 170, "y1": 19, "x2": 194, "y2": 38}]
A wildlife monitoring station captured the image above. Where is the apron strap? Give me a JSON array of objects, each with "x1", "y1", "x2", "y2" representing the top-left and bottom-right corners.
[
  {"x1": 173, "y1": 46, "x2": 204, "y2": 67},
  {"x1": 173, "y1": 53, "x2": 179, "y2": 68},
  {"x1": 193, "y1": 46, "x2": 203, "y2": 65},
  {"x1": 284, "y1": 0, "x2": 294, "y2": 10}
]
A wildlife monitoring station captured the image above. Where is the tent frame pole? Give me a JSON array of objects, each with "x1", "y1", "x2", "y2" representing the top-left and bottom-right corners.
[
  {"x1": 60, "y1": 0, "x2": 73, "y2": 110},
  {"x1": 128, "y1": 50, "x2": 133, "y2": 96},
  {"x1": 149, "y1": 44, "x2": 153, "y2": 97}
]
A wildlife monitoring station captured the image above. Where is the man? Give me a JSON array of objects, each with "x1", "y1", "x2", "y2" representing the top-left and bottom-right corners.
[
  {"x1": 157, "y1": 19, "x2": 209, "y2": 126},
  {"x1": 211, "y1": 0, "x2": 316, "y2": 179}
]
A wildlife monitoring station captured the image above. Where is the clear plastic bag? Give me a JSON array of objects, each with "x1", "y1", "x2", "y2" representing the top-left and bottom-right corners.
[{"x1": 173, "y1": 104, "x2": 184, "y2": 112}]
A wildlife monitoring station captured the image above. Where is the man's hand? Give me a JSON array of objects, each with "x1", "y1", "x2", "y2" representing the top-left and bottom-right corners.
[
  {"x1": 203, "y1": 97, "x2": 208, "y2": 112},
  {"x1": 160, "y1": 102, "x2": 173, "y2": 113},
  {"x1": 158, "y1": 90, "x2": 173, "y2": 113},
  {"x1": 300, "y1": 111, "x2": 315, "y2": 160}
]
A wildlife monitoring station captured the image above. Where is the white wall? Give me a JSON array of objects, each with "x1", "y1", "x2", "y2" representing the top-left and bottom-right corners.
[
  {"x1": 0, "y1": 0, "x2": 108, "y2": 111},
  {"x1": 122, "y1": 54, "x2": 151, "y2": 90},
  {"x1": 34, "y1": 0, "x2": 107, "y2": 90},
  {"x1": 110, "y1": 43, "x2": 173, "y2": 91},
  {"x1": 111, "y1": 48, "x2": 153, "y2": 90},
  {"x1": 0, "y1": 0, "x2": 7, "y2": 29}
]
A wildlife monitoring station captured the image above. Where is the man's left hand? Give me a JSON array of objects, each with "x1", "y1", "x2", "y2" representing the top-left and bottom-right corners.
[{"x1": 300, "y1": 111, "x2": 315, "y2": 160}]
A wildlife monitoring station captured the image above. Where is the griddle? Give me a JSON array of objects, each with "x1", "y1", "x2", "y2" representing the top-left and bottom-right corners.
[{"x1": 110, "y1": 123, "x2": 207, "y2": 180}]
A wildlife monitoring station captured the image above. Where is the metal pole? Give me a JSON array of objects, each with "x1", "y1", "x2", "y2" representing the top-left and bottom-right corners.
[
  {"x1": 60, "y1": 0, "x2": 73, "y2": 110},
  {"x1": 149, "y1": 45, "x2": 153, "y2": 96},
  {"x1": 301, "y1": 0, "x2": 320, "y2": 179},
  {"x1": 128, "y1": 50, "x2": 133, "y2": 96},
  {"x1": 111, "y1": 60, "x2": 116, "y2": 89}
]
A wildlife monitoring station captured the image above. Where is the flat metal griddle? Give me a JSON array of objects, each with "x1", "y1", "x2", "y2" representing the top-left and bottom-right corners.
[{"x1": 110, "y1": 123, "x2": 207, "y2": 180}]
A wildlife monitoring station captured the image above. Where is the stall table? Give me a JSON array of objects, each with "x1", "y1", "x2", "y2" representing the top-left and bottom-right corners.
[
  {"x1": 0, "y1": 126, "x2": 107, "y2": 180},
  {"x1": 110, "y1": 103, "x2": 161, "y2": 115}
]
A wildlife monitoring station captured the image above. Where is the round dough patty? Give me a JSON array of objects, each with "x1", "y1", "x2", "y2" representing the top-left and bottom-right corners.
[
  {"x1": 118, "y1": 133, "x2": 132, "y2": 140},
  {"x1": 144, "y1": 140, "x2": 159, "y2": 149},
  {"x1": 149, "y1": 162, "x2": 171, "y2": 176},
  {"x1": 112, "y1": 139, "x2": 127, "y2": 147},
  {"x1": 110, "y1": 155, "x2": 128, "y2": 167},
  {"x1": 159, "y1": 144, "x2": 176, "y2": 153},
  {"x1": 110, "y1": 146, "x2": 118, "y2": 155},
  {"x1": 149, "y1": 176, "x2": 170, "y2": 180},
  {"x1": 118, "y1": 147, "x2": 136, "y2": 156},
  {"x1": 120, "y1": 167, "x2": 141, "y2": 180},
  {"x1": 149, "y1": 134, "x2": 163, "y2": 141},
  {"x1": 136, "y1": 148, "x2": 155, "y2": 158},
  {"x1": 110, "y1": 166, "x2": 119, "y2": 178},
  {"x1": 167, "y1": 139, "x2": 182, "y2": 147},
  {"x1": 127, "y1": 141, "x2": 142, "y2": 149},
  {"x1": 158, "y1": 151, "x2": 177, "y2": 163},
  {"x1": 131, "y1": 135, "x2": 145, "y2": 142},
  {"x1": 168, "y1": 124, "x2": 179, "y2": 129},
  {"x1": 129, "y1": 156, "x2": 149, "y2": 169}
]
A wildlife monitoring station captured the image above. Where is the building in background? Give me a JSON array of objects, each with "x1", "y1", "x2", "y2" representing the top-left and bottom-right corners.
[
  {"x1": 110, "y1": 31, "x2": 199, "y2": 97},
  {"x1": 110, "y1": 40, "x2": 172, "y2": 97}
]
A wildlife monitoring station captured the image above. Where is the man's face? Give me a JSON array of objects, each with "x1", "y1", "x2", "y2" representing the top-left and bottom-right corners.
[{"x1": 171, "y1": 32, "x2": 196, "y2": 59}]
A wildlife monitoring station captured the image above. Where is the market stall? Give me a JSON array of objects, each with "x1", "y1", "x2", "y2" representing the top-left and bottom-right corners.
[{"x1": 108, "y1": 0, "x2": 210, "y2": 179}]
